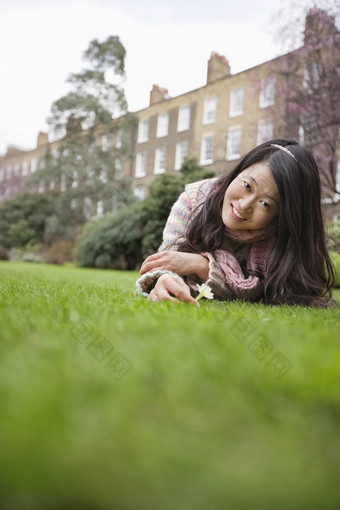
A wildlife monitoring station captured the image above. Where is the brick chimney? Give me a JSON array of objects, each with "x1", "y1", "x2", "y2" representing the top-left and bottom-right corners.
[
  {"x1": 304, "y1": 7, "x2": 337, "y2": 44},
  {"x1": 207, "y1": 52, "x2": 231, "y2": 84},
  {"x1": 150, "y1": 84, "x2": 169, "y2": 105},
  {"x1": 37, "y1": 131, "x2": 49, "y2": 147}
]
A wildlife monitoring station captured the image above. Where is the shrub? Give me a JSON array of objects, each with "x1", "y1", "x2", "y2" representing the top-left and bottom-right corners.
[
  {"x1": 326, "y1": 220, "x2": 340, "y2": 253},
  {"x1": 76, "y1": 203, "x2": 144, "y2": 270},
  {"x1": 330, "y1": 252, "x2": 340, "y2": 288},
  {"x1": 0, "y1": 193, "x2": 55, "y2": 249},
  {"x1": 19, "y1": 243, "x2": 44, "y2": 264},
  {"x1": 21, "y1": 252, "x2": 44, "y2": 264},
  {"x1": 8, "y1": 220, "x2": 36, "y2": 247},
  {"x1": 0, "y1": 245, "x2": 8, "y2": 260},
  {"x1": 44, "y1": 240, "x2": 76, "y2": 265}
]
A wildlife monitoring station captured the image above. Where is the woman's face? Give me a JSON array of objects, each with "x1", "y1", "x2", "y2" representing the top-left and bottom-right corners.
[{"x1": 222, "y1": 162, "x2": 280, "y2": 230}]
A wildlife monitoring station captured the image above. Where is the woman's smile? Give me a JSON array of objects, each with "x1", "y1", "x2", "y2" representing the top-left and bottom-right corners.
[{"x1": 231, "y1": 204, "x2": 248, "y2": 221}]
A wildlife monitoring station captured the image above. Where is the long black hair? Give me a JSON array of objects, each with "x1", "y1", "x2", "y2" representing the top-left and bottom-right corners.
[{"x1": 180, "y1": 138, "x2": 335, "y2": 307}]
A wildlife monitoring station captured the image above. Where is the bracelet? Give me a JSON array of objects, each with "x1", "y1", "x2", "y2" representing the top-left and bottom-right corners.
[{"x1": 136, "y1": 269, "x2": 183, "y2": 298}]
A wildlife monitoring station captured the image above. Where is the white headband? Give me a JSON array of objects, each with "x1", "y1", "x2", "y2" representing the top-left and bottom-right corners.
[{"x1": 271, "y1": 143, "x2": 297, "y2": 162}]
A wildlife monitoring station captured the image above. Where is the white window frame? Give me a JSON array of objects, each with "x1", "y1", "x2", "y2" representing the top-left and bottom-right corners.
[
  {"x1": 298, "y1": 125, "x2": 305, "y2": 144},
  {"x1": 31, "y1": 158, "x2": 38, "y2": 174},
  {"x1": 116, "y1": 129, "x2": 123, "y2": 149},
  {"x1": 60, "y1": 174, "x2": 66, "y2": 192},
  {"x1": 101, "y1": 134, "x2": 110, "y2": 151},
  {"x1": 200, "y1": 134, "x2": 214, "y2": 165},
  {"x1": 177, "y1": 106, "x2": 191, "y2": 132},
  {"x1": 96, "y1": 200, "x2": 104, "y2": 218},
  {"x1": 22, "y1": 160, "x2": 29, "y2": 176},
  {"x1": 336, "y1": 159, "x2": 340, "y2": 196},
  {"x1": 135, "y1": 151, "x2": 147, "y2": 178},
  {"x1": 114, "y1": 158, "x2": 123, "y2": 181},
  {"x1": 203, "y1": 97, "x2": 216, "y2": 125},
  {"x1": 259, "y1": 77, "x2": 276, "y2": 108},
  {"x1": 303, "y1": 63, "x2": 321, "y2": 92},
  {"x1": 70, "y1": 198, "x2": 78, "y2": 210},
  {"x1": 156, "y1": 113, "x2": 169, "y2": 138},
  {"x1": 84, "y1": 197, "x2": 93, "y2": 219},
  {"x1": 154, "y1": 147, "x2": 166, "y2": 174},
  {"x1": 229, "y1": 87, "x2": 244, "y2": 118},
  {"x1": 257, "y1": 121, "x2": 273, "y2": 145},
  {"x1": 137, "y1": 120, "x2": 149, "y2": 143},
  {"x1": 134, "y1": 185, "x2": 145, "y2": 200},
  {"x1": 72, "y1": 170, "x2": 78, "y2": 188},
  {"x1": 226, "y1": 128, "x2": 242, "y2": 161},
  {"x1": 99, "y1": 167, "x2": 108, "y2": 183},
  {"x1": 174, "y1": 141, "x2": 188, "y2": 171}
]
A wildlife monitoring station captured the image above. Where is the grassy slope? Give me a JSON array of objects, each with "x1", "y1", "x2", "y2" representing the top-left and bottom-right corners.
[{"x1": 0, "y1": 262, "x2": 339, "y2": 510}]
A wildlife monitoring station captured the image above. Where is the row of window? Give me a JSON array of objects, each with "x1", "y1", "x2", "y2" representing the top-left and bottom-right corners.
[
  {"x1": 0, "y1": 153, "x2": 125, "y2": 185},
  {"x1": 70, "y1": 198, "x2": 114, "y2": 219},
  {"x1": 135, "y1": 120, "x2": 274, "y2": 177},
  {"x1": 0, "y1": 157, "x2": 39, "y2": 181},
  {"x1": 137, "y1": 77, "x2": 276, "y2": 143},
  {"x1": 40, "y1": 165, "x2": 124, "y2": 193},
  {"x1": 0, "y1": 130, "x2": 125, "y2": 183},
  {"x1": 135, "y1": 140, "x2": 188, "y2": 177}
]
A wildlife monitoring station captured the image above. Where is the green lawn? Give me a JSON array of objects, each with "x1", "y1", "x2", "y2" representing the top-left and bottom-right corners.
[{"x1": 0, "y1": 261, "x2": 340, "y2": 510}]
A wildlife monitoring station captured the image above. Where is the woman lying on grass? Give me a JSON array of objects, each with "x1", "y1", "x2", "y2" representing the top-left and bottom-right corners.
[{"x1": 136, "y1": 139, "x2": 335, "y2": 307}]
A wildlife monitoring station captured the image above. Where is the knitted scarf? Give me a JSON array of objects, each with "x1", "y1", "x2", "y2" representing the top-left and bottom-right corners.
[{"x1": 202, "y1": 222, "x2": 277, "y2": 301}]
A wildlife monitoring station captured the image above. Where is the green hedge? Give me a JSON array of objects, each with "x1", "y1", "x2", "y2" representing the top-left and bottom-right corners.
[{"x1": 331, "y1": 251, "x2": 340, "y2": 288}]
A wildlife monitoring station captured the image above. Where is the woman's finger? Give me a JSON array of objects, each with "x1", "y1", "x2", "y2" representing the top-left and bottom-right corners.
[
  {"x1": 148, "y1": 288, "x2": 178, "y2": 303},
  {"x1": 140, "y1": 253, "x2": 163, "y2": 274},
  {"x1": 158, "y1": 275, "x2": 199, "y2": 306}
]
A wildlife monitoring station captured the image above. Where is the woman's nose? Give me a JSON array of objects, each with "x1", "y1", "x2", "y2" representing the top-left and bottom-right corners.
[{"x1": 239, "y1": 195, "x2": 255, "y2": 212}]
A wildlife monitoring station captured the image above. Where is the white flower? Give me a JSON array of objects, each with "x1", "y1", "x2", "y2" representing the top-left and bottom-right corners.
[{"x1": 196, "y1": 283, "x2": 214, "y2": 301}]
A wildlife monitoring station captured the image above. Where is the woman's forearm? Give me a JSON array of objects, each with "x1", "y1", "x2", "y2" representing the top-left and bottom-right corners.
[{"x1": 193, "y1": 254, "x2": 209, "y2": 280}]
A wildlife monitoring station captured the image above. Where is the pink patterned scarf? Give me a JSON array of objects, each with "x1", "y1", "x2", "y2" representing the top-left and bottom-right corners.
[{"x1": 204, "y1": 222, "x2": 277, "y2": 301}]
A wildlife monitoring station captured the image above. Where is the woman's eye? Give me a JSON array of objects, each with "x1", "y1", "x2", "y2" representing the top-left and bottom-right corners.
[
  {"x1": 244, "y1": 181, "x2": 251, "y2": 190},
  {"x1": 260, "y1": 200, "x2": 270, "y2": 208}
]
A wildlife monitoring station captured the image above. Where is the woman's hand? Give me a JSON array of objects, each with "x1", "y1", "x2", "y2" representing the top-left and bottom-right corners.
[
  {"x1": 140, "y1": 251, "x2": 209, "y2": 280},
  {"x1": 149, "y1": 274, "x2": 199, "y2": 305}
]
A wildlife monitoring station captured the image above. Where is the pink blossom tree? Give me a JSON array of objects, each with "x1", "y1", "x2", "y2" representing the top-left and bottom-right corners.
[{"x1": 270, "y1": 3, "x2": 340, "y2": 199}]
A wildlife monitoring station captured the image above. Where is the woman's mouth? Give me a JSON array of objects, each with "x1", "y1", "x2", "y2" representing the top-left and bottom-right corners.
[{"x1": 231, "y1": 204, "x2": 247, "y2": 221}]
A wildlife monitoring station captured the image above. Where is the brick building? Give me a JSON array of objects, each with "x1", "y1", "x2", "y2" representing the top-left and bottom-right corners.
[{"x1": 1, "y1": 8, "x2": 339, "y2": 219}]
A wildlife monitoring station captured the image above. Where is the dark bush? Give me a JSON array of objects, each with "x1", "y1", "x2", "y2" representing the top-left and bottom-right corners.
[
  {"x1": 0, "y1": 245, "x2": 8, "y2": 260},
  {"x1": 330, "y1": 252, "x2": 340, "y2": 288},
  {"x1": 326, "y1": 220, "x2": 340, "y2": 253},
  {"x1": 76, "y1": 203, "x2": 144, "y2": 270},
  {"x1": 44, "y1": 240, "x2": 76, "y2": 265},
  {"x1": 0, "y1": 193, "x2": 55, "y2": 249}
]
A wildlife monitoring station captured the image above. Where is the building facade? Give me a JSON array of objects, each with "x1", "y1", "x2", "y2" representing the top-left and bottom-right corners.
[{"x1": 1, "y1": 10, "x2": 339, "y2": 219}]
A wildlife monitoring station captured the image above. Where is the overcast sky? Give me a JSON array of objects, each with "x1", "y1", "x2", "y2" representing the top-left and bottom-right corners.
[{"x1": 0, "y1": 0, "x2": 315, "y2": 154}]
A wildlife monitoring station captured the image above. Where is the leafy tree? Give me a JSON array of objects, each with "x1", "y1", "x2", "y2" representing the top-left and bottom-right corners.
[
  {"x1": 0, "y1": 193, "x2": 55, "y2": 248},
  {"x1": 269, "y1": 3, "x2": 340, "y2": 198},
  {"x1": 30, "y1": 35, "x2": 137, "y2": 235}
]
